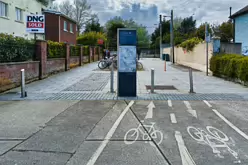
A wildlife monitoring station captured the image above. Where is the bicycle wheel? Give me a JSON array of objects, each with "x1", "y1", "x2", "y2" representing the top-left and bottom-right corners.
[
  {"x1": 98, "y1": 60, "x2": 107, "y2": 69},
  {"x1": 124, "y1": 128, "x2": 139, "y2": 145},
  {"x1": 112, "y1": 60, "x2": 117, "y2": 69},
  {"x1": 137, "y1": 62, "x2": 143, "y2": 70},
  {"x1": 207, "y1": 126, "x2": 229, "y2": 141},
  {"x1": 150, "y1": 130, "x2": 163, "y2": 146},
  {"x1": 187, "y1": 126, "x2": 204, "y2": 142}
]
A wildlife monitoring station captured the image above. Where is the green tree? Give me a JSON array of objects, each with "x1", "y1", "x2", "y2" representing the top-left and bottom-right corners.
[
  {"x1": 219, "y1": 21, "x2": 233, "y2": 42},
  {"x1": 195, "y1": 23, "x2": 211, "y2": 40},
  {"x1": 178, "y1": 16, "x2": 196, "y2": 35},
  {"x1": 150, "y1": 20, "x2": 170, "y2": 48},
  {"x1": 84, "y1": 19, "x2": 103, "y2": 33}
]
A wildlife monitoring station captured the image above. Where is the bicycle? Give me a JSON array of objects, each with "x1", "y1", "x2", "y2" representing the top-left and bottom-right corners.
[
  {"x1": 124, "y1": 122, "x2": 163, "y2": 146},
  {"x1": 187, "y1": 126, "x2": 238, "y2": 159},
  {"x1": 98, "y1": 55, "x2": 117, "y2": 70}
]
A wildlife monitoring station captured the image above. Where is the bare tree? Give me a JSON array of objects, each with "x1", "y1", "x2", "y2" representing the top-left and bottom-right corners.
[{"x1": 55, "y1": 0, "x2": 96, "y2": 34}]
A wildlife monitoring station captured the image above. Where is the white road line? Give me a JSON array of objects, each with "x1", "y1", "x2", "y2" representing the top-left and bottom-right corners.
[
  {"x1": 183, "y1": 101, "x2": 197, "y2": 118},
  {"x1": 203, "y1": 100, "x2": 212, "y2": 108},
  {"x1": 86, "y1": 101, "x2": 134, "y2": 165},
  {"x1": 175, "y1": 131, "x2": 196, "y2": 165},
  {"x1": 183, "y1": 101, "x2": 192, "y2": 110},
  {"x1": 168, "y1": 100, "x2": 172, "y2": 107},
  {"x1": 213, "y1": 109, "x2": 248, "y2": 141},
  {"x1": 170, "y1": 113, "x2": 177, "y2": 123}
]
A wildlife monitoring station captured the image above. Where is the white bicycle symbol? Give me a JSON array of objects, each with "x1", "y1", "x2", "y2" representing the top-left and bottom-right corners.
[
  {"x1": 124, "y1": 122, "x2": 163, "y2": 146},
  {"x1": 187, "y1": 126, "x2": 239, "y2": 159}
]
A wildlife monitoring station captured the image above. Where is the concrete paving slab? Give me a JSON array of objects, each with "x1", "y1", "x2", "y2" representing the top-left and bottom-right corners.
[
  {"x1": 14, "y1": 126, "x2": 92, "y2": 153},
  {"x1": 66, "y1": 141, "x2": 101, "y2": 165},
  {"x1": 93, "y1": 141, "x2": 169, "y2": 165},
  {"x1": 0, "y1": 101, "x2": 77, "y2": 139},
  {"x1": 0, "y1": 141, "x2": 21, "y2": 155},
  {"x1": 86, "y1": 101, "x2": 127, "y2": 140},
  {"x1": 0, "y1": 150, "x2": 71, "y2": 165}
]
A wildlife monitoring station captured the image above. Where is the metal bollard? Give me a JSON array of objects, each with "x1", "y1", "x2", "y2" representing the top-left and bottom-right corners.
[
  {"x1": 21, "y1": 69, "x2": 26, "y2": 98},
  {"x1": 110, "y1": 63, "x2": 114, "y2": 93},
  {"x1": 189, "y1": 67, "x2": 194, "y2": 93},
  {"x1": 151, "y1": 68, "x2": 155, "y2": 93}
]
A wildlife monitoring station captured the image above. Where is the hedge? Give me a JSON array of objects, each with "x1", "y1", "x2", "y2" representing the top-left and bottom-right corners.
[
  {"x1": 180, "y1": 37, "x2": 203, "y2": 52},
  {"x1": 70, "y1": 45, "x2": 80, "y2": 56},
  {"x1": 47, "y1": 40, "x2": 66, "y2": 58},
  {"x1": 0, "y1": 33, "x2": 35, "y2": 63},
  {"x1": 83, "y1": 46, "x2": 89, "y2": 56},
  {"x1": 210, "y1": 54, "x2": 248, "y2": 82}
]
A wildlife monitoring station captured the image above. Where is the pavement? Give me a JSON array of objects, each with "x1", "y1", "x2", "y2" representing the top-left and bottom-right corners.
[
  {"x1": 1, "y1": 58, "x2": 248, "y2": 164},
  {"x1": 1, "y1": 100, "x2": 248, "y2": 164}
]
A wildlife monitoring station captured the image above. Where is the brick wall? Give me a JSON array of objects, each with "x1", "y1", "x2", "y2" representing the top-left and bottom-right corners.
[
  {"x1": 0, "y1": 61, "x2": 39, "y2": 92},
  {"x1": 70, "y1": 57, "x2": 80, "y2": 68},
  {"x1": 46, "y1": 58, "x2": 65, "y2": 75}
]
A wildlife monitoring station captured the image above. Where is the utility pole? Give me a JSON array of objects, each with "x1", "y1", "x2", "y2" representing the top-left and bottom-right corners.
[
  {"x1": 205, "y1": 22, "x2": 209, "y2": 76},
  {"x1": 160, "y1": 14, "x2": 162, "y2": 59},
  {"x1": 170, "y1": 10, "x2": 174, "y2": 64}
]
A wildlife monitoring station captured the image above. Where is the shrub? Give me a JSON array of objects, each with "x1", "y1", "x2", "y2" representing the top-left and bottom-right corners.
[
  {"x1": 0, "y1": 33, "x2": 35, "y2": 63},
  {"x1": 77, "y1": 32, "x2": 107, "y2": 46},
  {"x1": 70, "y1": 45, "x2": 80, "y2": 56},
  {"x1": 210, "y1": 54, "x2": 248, "y2": 83},
  {"x1": 179, "y1": 37, "x2": 203, "y2": 52},
  {"x1": 83, "y1": 46, "x2": 89, "y2": 56},
  {"x1": 47, "y1": 40, "x2": 66, "y2": 58}
]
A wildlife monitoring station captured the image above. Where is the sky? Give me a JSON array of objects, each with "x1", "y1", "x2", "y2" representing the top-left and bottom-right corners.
[{"x1": 55, "y1": 0, "x2": 247, "y2": 33}]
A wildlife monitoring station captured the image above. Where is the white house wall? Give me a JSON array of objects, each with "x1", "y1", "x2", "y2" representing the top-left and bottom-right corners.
[
  {"x1": 235, "y1": 13, "x2": 248, "y2": 55},
  {"x1": 0, "y1": 0, "x2": 53, "y2": 40}
]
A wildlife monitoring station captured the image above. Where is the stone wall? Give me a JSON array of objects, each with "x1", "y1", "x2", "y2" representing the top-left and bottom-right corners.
[{"x1": 46, "y1": 58, "x2": 65, "y2": 75}]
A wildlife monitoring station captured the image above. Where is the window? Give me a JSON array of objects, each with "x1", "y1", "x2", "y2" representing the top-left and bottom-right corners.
[
  {"x1": 15, "y1": 7, "x2": 23, "y2": 21},
  {"x1": 70, "y1": 23, "x2": 73, "y2": 33},
  {"x1": 64, "y1": 21, "x2": 67, "y2": 31},
  {"x1": 0, "y1": 1, "x2": 8, "y2": 17}
]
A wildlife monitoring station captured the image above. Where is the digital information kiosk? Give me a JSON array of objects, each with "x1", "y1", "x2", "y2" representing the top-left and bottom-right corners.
[{"x1": 117, "y1": 28, "x2": 137, "y2": 97}]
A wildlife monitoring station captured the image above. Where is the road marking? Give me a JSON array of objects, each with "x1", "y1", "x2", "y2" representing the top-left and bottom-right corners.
[
  {"x1": 170, "y1": 113, "x2": 177, "y2": 123},
  {"x1": 86, "y1": 101, "x2": 134, "y2": 165},
  {"x1": 168, "y1": 100, "x2": 172, "y2": 107},
  {"x1": 183, "y1": 101, "x2": 197, "y2": 118},
  {"x1": 145, "y1": 101, "x2": 155, "y2": 119},
  {"x1": 203, "y1": 100, "x2": 212, "y2": 108},
  {"x1": 175, "y1": 131, "x2": 196, "y2": 165},
  {"x1": 213, "y1": 109, "x2": 248, "y2": 141}
]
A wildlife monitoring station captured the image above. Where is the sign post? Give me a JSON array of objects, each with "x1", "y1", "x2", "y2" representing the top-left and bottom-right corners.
[{"x1": 117, "y1": 28, "x2": 137, "y2": 97}]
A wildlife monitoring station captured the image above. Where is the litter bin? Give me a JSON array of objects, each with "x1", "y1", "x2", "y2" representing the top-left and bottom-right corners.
[
  {"x1": 165, "y1": 54, "x2": 170, "y2": 61},
  {"x1": 162, "y1": 54, "x2": 166, "y2": 61}
]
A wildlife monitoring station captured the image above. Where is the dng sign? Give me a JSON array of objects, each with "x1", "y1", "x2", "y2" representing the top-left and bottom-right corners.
[{"x1": 26, "y1": 15, "x2": 45, "y2": 33}]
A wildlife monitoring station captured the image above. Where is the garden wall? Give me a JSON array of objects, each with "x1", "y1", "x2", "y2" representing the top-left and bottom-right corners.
[
  {"x1": 70, "y1": 56, "x2": 80, "y2": 68},
  {"x1": 163, "y1": 43, "x2": 213, "y2": 72},
  {"x1": 0, "y1": 61, "x2": 39, "y2": 92},
  {"x1": 46, "y1": 58, "x2": 65, "y2": 75}
]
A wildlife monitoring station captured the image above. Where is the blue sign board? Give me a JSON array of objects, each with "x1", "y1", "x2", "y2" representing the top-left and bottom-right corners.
[
  {"x1": 117, "y1": 28, "x2": 137, "y2": 97},
  {"x1": 119, "y1": 30, "x2": 137, "y2": 45}
]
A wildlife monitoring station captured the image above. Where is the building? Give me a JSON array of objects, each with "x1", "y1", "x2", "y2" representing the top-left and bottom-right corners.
[
  {"x1": 230, "y1": 5, "x2": 248, "y2": 55},
  {"x1": 43, "y1": 10, "x2": 77, "y2": 45},
  {"x1": 0, "y1": 0, "x2": 54, "y2": 39}
]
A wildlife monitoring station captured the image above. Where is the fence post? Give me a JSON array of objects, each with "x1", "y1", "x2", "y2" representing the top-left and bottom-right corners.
[
  {"x1": 65, "y1": 44, "x2": 70, "y2": 71},
  {"x1": 98, "y1": 47, "x2": 100, "y2": 61},
  {"x1": 88, "y1": 47, "x2": 91, "y2": 63},
  {"x1": 36, "y1": 40, "x2": 47, "y2": 80},
  {"x1": 93, "y1": 47, "x2": 96, "y2": 61},
  {"x1": 79, "y1": 46, "x2": 83, "y2": 66}
]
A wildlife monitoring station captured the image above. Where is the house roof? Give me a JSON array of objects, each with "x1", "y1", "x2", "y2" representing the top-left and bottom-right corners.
[
  {"x1": 42, "y1": 9, "x2": 77, "y2": 24},
  {"x1": 230, "y1": 5, "x2": 248, "y2": 19}
]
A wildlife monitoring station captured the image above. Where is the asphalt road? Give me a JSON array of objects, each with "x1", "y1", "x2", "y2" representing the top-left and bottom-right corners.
[{"x1": 1, "y1": 100, "x2": 248, "y2": 165}]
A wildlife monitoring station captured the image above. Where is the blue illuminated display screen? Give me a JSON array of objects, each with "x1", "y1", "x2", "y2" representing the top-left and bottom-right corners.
[{"x1": 119, "y1": 30, "x2": 137, "y2": 45}]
